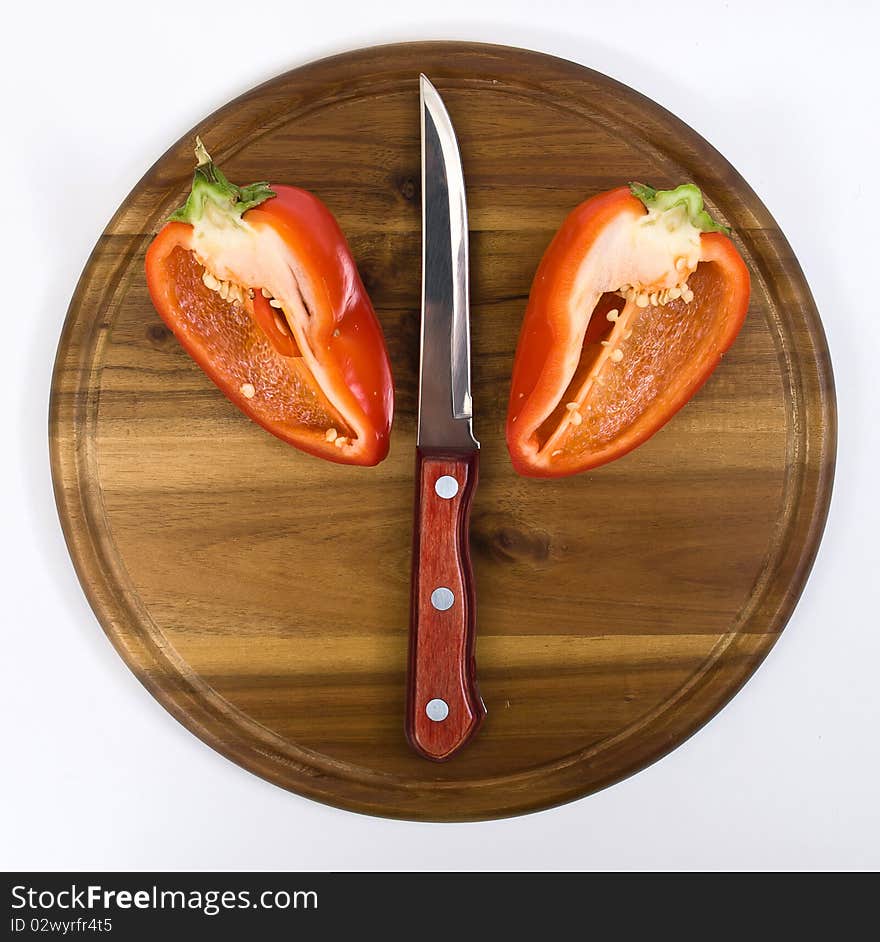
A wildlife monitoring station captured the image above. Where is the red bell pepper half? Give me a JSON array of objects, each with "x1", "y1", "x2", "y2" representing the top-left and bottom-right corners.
[
  {"x1": 506, "y1": 183, "x2": 750, "y2": 477},
  {"x1": 145, "y1": 139, "x2": 393, "y2": 466}
]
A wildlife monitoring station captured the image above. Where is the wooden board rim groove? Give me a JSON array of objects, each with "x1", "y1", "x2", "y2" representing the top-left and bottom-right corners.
[{"x1": 49, "y1": 41, "x2": 836, "y2": 821}]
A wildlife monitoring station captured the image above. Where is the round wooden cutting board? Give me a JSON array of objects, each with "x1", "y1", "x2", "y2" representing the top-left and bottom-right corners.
[{"x1": 50, "y1": 42, "x2": 835, "y2": 821}]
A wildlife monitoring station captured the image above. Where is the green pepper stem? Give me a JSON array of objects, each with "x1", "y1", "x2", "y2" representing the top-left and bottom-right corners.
[
  {"x1": 629, "y1": 182, "x2": 730, "y2": 235},
  {"x1": 194, "y1": 136, "x2": 212, "y2": 167},
  {"x1": 168, "y1": 138, "x2": 275, "y2": 226}
]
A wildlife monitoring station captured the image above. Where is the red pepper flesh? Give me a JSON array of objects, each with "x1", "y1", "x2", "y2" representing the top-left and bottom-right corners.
[
  {"x1": 506, "y1": 184, "x2": 750, "y2": 477},
  {"x1": 145, "y1": 141, "x2": 393, "y2": 466}
]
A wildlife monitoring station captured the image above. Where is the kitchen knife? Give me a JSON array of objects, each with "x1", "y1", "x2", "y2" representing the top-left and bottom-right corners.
[{"x1": 406, "y1": 75, "x2": 486, "y2": 761}]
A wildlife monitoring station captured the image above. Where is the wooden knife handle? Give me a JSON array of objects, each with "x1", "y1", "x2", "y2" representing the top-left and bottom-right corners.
[{"x1": 406, "y1": 447, "x2": 486, "y2": 761}]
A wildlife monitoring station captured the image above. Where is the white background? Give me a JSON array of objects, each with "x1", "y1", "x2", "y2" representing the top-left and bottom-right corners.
[{"x1": 2, "y1": 0, "x2": 878, "y2": 872}]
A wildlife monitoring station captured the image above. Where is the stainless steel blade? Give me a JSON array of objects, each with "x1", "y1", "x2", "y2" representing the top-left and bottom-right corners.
[{"x1": 417, "y1": 74, "x2": 478, "y2": 450}]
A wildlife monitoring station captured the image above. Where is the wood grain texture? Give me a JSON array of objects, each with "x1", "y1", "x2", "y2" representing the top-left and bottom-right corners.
[
  {"x1": 407, "y1": 450, "x2": 484, "y2": 761},
  {"x1": 49, "y1": 42, "x2": 836, "y2": 821}
]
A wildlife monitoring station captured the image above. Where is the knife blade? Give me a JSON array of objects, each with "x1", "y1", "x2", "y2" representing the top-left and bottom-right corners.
[{"x1": 406, "y1": 75, "x2": 486, "y2": 761}]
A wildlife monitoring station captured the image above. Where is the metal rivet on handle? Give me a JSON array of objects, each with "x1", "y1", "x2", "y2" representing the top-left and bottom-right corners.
[
  {"x1": 426, "y1": 698, "x2": 449, "y2": 722},
  {"x1": 431, "y1": 587, "x2": 455, "y2": 611},
  {"x1": 434, "y1": 475, "x2": 459, "y2": 499}
]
